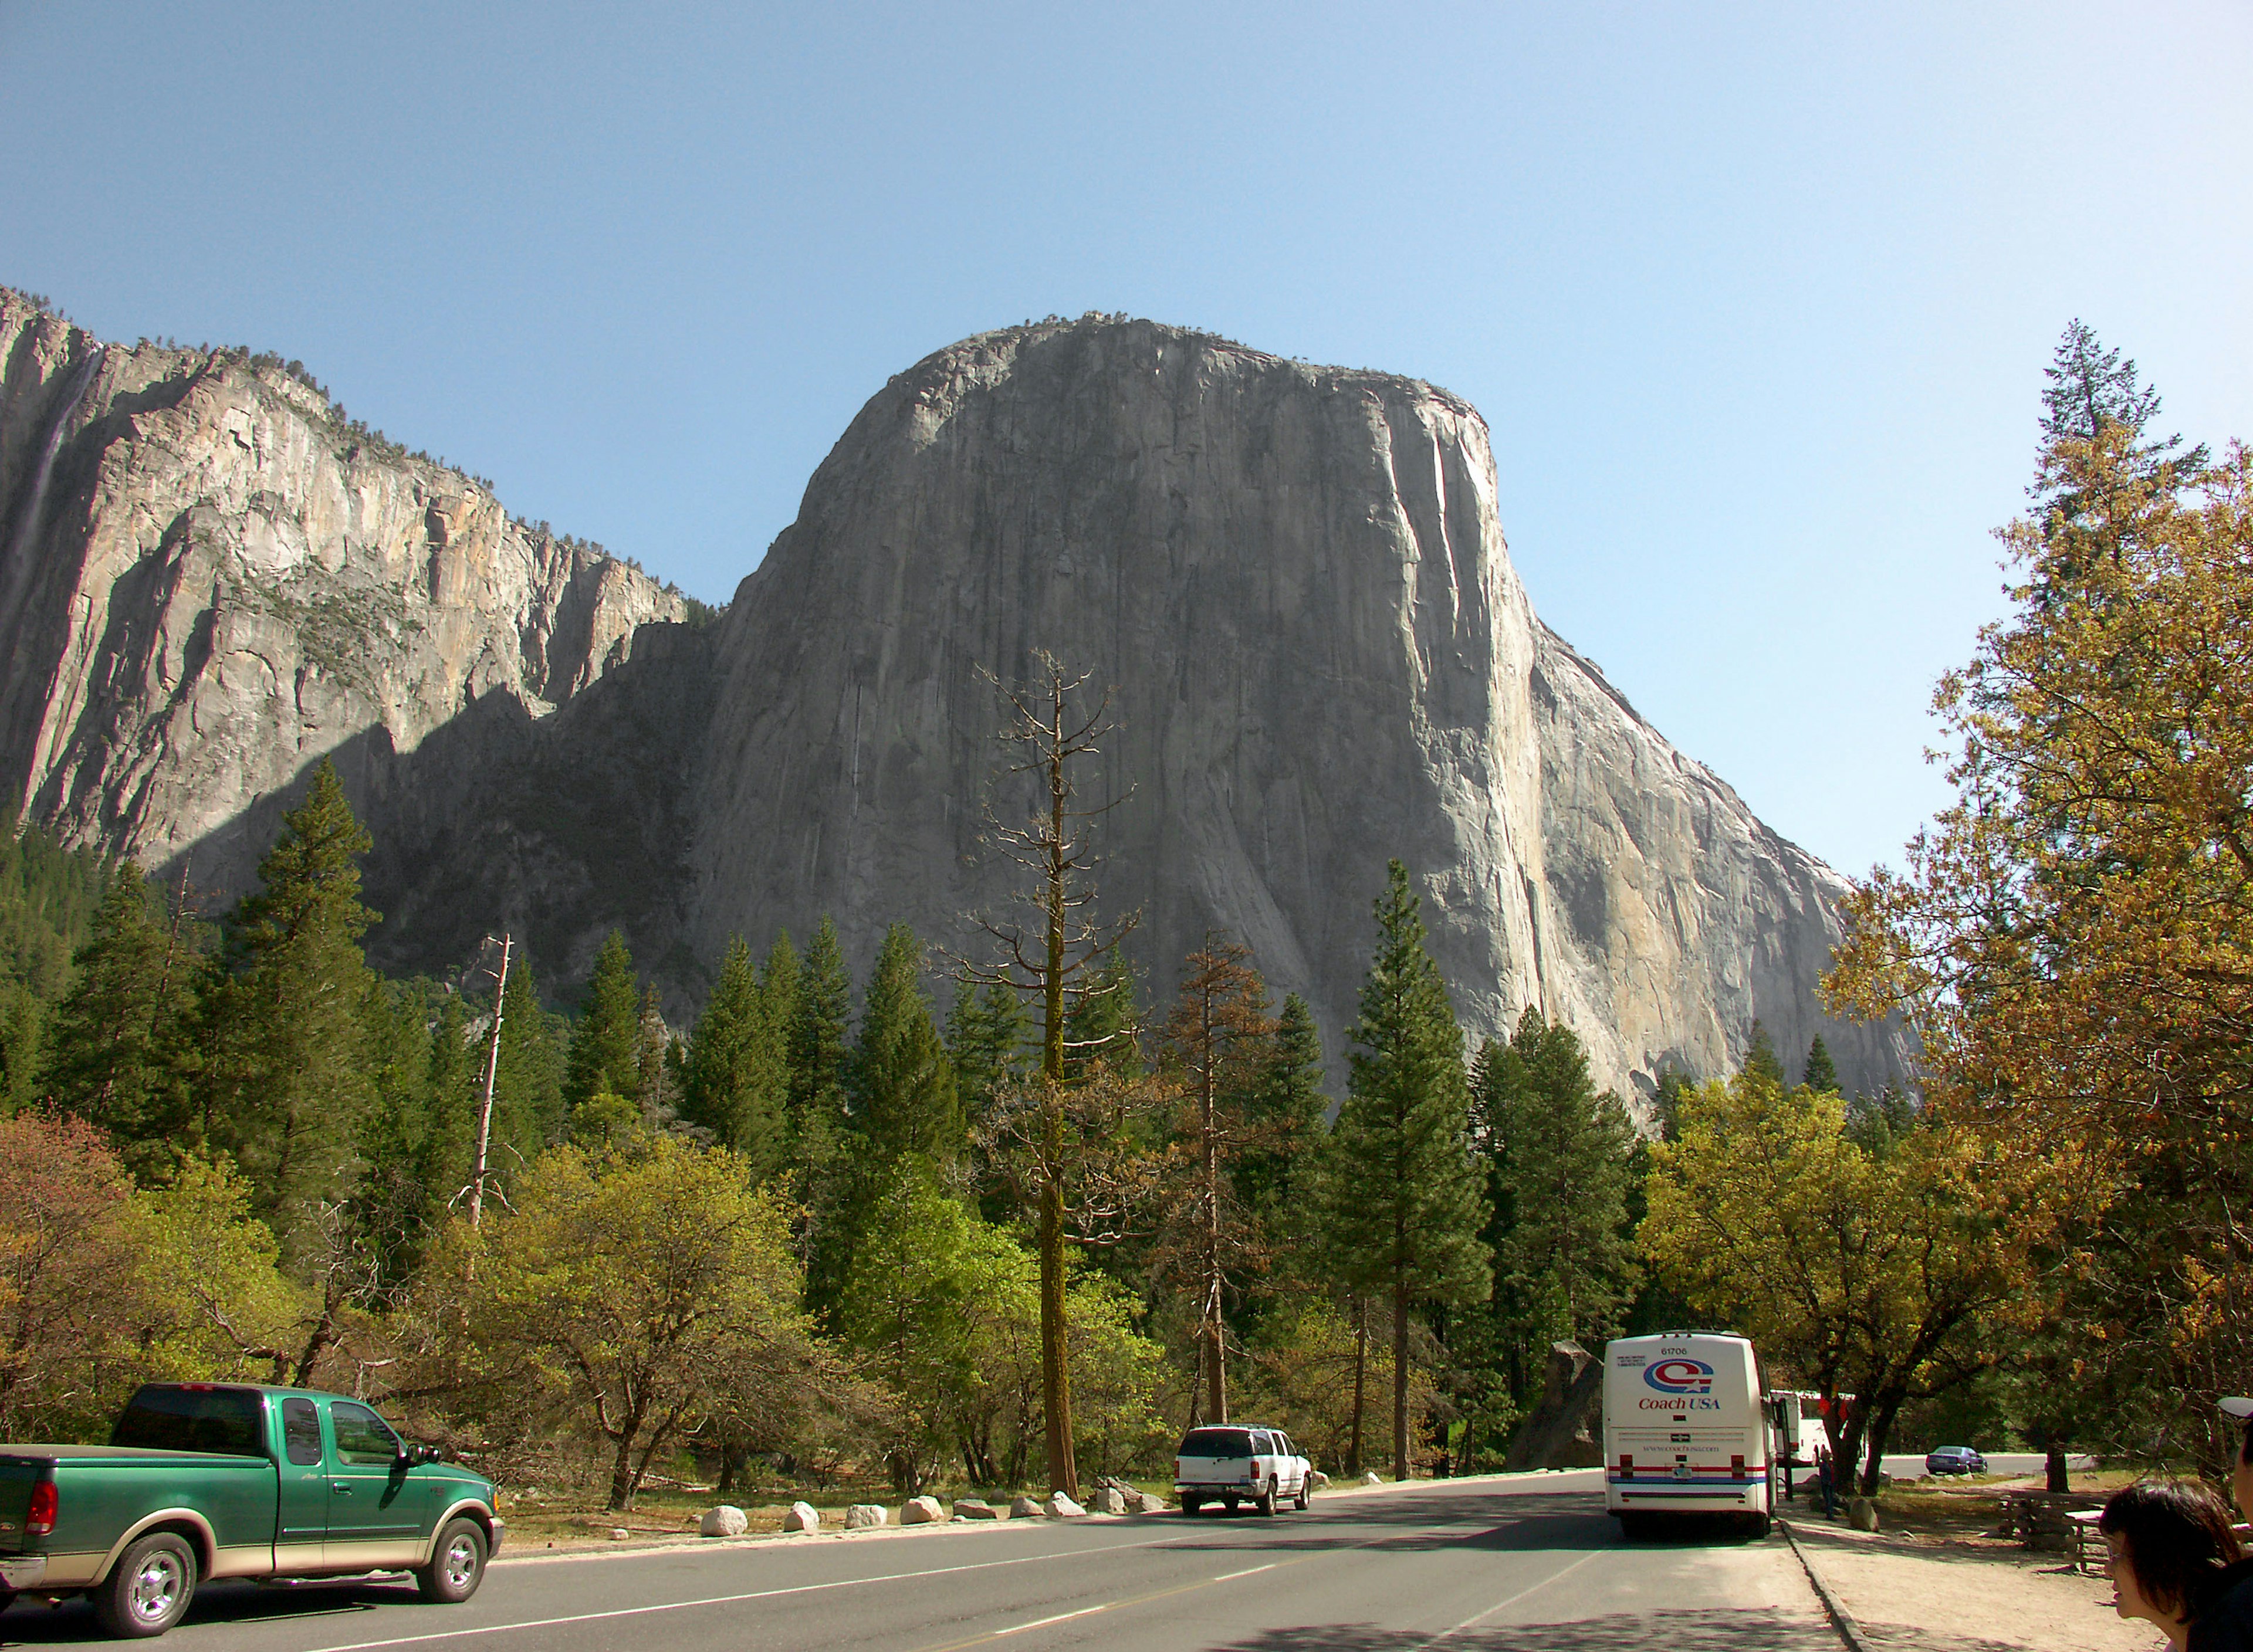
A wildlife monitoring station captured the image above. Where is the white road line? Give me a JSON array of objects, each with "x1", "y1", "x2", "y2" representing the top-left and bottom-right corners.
[
  {"x1": 1425, "y1": 1549, "x2": 1607, "y2": 1644},
  {"x1": 290, "y1": 1533, "x2": 1186, "y2": 1652},
  {"x1": 1212, "y1": 1562, "x2": 1276, "y2": 1581},
  {"x1": 990, "y1": 1601, "x2": 1117, "y2": 1637}
]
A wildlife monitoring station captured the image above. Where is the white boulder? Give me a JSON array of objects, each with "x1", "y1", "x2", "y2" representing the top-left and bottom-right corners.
[
  {"x1": 953, "y1": 1498, "x2": 1001, "y2": 1519},
  {"x1": 782, "y1": 1501, "x2": 820, "y2": 1532},
  {"x1": 1010, "y1": 1495, "x2": 1044, "y2": 1517},
  {"x1": 846, "y1": 1503, "x2": 889, "y2": 1529},
  {"x1": 1361, "y1": 1471, "x2": 1382, "y2": 1486},
  {"x1": 698, "y1": 1505, "x2": 748, "y2": 1538},
  {"x1": 1044, "y1": 1492, "x2": 1088, "y2": 1518},
  {"x1": 902, "y1": 1495, "x2": 946, "y2": 1524},
  {"x1": 1088, "y1": 1486, "x2": 1126, "y2": 1514}
]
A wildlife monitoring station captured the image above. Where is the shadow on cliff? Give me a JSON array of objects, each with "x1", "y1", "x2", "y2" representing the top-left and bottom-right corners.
[{"x1": 153, "y1": 621, "x2": 719, "y2": 1007}]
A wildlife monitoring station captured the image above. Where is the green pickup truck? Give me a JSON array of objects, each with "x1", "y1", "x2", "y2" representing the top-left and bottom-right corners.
[{"x1": 0, "y1": 1382, "x2": 503, "y2": 1639}]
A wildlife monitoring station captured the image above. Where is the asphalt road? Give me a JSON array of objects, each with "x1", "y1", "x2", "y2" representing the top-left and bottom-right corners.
[{"x1": 0, "y1": 1471, "x2": 1848, "y2": 1652}]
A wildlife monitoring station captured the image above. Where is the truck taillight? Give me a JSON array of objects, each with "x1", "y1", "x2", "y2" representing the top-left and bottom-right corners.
[
  {"x1": 1731, "y1": 1454, "x2": 1746, "y2": 1481},
  {"x1": 26, "y1": 1480, "x2": 56, "y2": 1536}
]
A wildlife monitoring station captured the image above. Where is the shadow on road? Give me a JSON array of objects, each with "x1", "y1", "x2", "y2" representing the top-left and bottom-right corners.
[
  {"x1": 1208, "y1": 1607, "x2": 1840, "y2": 1649},
  {"x1": 0, "y1": 1577, "x2": 420, "y2": 1644}
]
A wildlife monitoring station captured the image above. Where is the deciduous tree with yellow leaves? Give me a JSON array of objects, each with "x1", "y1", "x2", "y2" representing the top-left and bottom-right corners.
[
  {"x1": 1639, "y1": 1071, "x2": 2018, "y2": 1494},
  {"x1": 1825, "y1": 324, "x2": 2252, "y2": 1470}
]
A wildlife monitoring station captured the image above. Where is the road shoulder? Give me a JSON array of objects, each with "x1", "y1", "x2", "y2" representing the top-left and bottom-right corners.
[{"x1": 1782, "y1": 1517, "x2": 2163, "y2": 1652}]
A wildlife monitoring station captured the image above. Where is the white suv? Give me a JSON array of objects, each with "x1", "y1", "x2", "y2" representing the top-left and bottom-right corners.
[{"x1": 1175, "y1": 1424, "x2": 1312, "y2": 1516}]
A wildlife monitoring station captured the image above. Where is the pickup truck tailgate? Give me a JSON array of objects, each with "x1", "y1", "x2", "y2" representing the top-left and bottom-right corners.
[{"x1": 0, "y1": 1456, "x2": 43, "y2": 1552}]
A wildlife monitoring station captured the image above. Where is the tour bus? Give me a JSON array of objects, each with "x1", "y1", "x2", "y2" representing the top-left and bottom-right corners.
[{"x1": 1602, "y1": 1331, "x2": 1772, "y2": 1535}]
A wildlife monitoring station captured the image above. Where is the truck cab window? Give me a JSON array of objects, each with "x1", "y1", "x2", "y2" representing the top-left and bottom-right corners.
[
  {"x1": 110, "y1": 1383, "x2": 264, "y2": 1455},
  {"x1": 283, "y1": 1397, "x2": 323, "y2": 1465},
  {"x1": 330, "y1": 1401, "x2": 402, "y2": 1467}
]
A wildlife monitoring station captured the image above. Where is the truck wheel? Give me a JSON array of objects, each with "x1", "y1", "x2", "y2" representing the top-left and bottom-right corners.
[
  {"x1": 93, "y1": 1530, "x2": 198, "y2": 1638},
  {"x1": 1294, "y1": 1477, "x2": 1310, "y2": 1511},
  {"x1": 1223, "y1": 1496, "x2": 1239, "y2": 1515},
  {"x1": 0, "y1": 1588, "x2": 15, "y2": 1615},
  {"x1": 416, "y1": 1517, "x2": 488, "y2": 1604},
  {"x1": 1256, "y1": 1481, "x2": 1277, "y2": 1516},
  {"x1": 1180, "y1": 1495, "x2": 1202, "y2": 1516}
]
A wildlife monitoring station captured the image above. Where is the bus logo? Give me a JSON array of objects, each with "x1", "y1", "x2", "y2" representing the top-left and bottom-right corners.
[{"x1": 1645, "y1": 1358, "x2": 1714, "y2": 1394}]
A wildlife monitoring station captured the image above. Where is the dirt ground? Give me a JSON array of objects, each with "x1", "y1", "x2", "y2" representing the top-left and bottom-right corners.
[{"x1": 1784, "y1": 1475, "x2": 2162, "y2": 1652}]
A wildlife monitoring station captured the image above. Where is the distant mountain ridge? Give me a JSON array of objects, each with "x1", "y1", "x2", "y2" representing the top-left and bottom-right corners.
[{"x1": 0, "y1": 292, "x2": 1907, "y2": 1101}]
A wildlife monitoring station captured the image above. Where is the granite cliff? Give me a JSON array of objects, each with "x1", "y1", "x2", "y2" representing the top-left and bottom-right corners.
[{"x1": 0, "y1": 293, "x2": 1905, "y2": 1099}]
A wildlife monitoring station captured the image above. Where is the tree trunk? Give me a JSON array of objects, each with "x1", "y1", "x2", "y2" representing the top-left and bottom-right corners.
[
  {"x1": 1859, "y1": 1392, "x2": 1906, "y2": 1496},
  {"x1": 607, "y1": 1426, "x2": 642, "y2": 1511},
  {"x1": 1348, "y1": 1295, "x2": 1368, "y2": 1477},
  {"x1": 2046, "y1": 1443, "x2": 2070, "y2": 1493},
  {"x1": 1037, "y1": 720, "x2": 1078, "y2": 1499},
  {"x1": 1392, "y1": 1274, "x2": 1410, "y2": 1480}
]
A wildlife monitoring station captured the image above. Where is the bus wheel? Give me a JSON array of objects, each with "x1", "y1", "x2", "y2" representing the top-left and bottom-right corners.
[
  {"x1": 1618, "y1": 1512, "x2": 1656, "y2": 1543},
  {"x1": 1748, "y1": 1512, "x2": 1773, "y2": 1538}
]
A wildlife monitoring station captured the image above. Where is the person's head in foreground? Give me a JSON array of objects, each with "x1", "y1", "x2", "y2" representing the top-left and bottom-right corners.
[
  {"x1": 2100, "y1": 1480, "x2": 2245, "y2": 1649},
  {"x1": 2225, "y1": 1397, "x2": 2253, "y2": 1522}
]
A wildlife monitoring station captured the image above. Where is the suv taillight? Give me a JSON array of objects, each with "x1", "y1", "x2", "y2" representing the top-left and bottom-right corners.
[{"x1": 26, "y1": 1480, "x2": 57, "y2": 1536}]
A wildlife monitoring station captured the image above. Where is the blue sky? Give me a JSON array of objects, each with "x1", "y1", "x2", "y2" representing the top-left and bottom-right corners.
[{"x1": 4, "y1": 2, "x2": 2247, "y2": 878}]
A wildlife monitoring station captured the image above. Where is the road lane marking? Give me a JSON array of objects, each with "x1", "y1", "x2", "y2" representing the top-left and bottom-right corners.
[
  {"x1": 1424, "y1": 1549, "x2": 1606, "y2": 1644},
  {"x1": 289, "y1": 1533, "x2": 1190, "y2": 1652},
  {"x1": 992, "y1": 1601, "x2": 1118, "y2": 1636},
  {"x1": 1212, "y1": 1563, "x2": 1275, "y2": 1581}
]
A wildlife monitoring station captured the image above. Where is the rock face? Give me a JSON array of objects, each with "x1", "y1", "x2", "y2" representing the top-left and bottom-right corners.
[
  {"x1": 686, "y1": 316, "x2": 1906, "y2": 1098},
  {"x1": 0, "y1": 293, "x2": 1906, "y2": 1097}
]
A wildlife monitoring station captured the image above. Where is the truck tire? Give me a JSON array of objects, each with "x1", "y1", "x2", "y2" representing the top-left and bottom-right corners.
[
  {"x1": 1223, "y1": 1495, "x2": 1239, "y2": 1515},
  {"x1": 415, "y1": 1517, "x2": 488, "y2": 1604},
  {"x1": 1294, "y1": 1476, "x2": 1310, "y2": 1511},
  {"x1": 1180, "y1": 1495, "x2": 1202, "y2": 1516},
  {"x1": 93, "y1": 1529, "x2": 197, "y2": 1638},
  {"x1": 1256, "y1": 1481, "x2": 1277, "y2": 1516},
  {"x1": 0, "y1": 1588, "x2": 15, "y2": 1614}
]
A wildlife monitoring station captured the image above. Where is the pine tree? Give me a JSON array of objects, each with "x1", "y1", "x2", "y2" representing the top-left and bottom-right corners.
[
  {"x1": 790, "y1": 918, "x2": 853, "y2": 1128},
  {"x1": 199, "y1": 759, "x2": 378, "y2": 1240},
  {"x1": 493, "y1": 955, "x2": 567, "y2": 1161},
  {"x1": 1742, "y1": 1021, "x2": 1784, "y2": 1085},
  {"x1": 1801, "y1": 1035, "x2": 1840, "y2": 1095},
  {"x1": 1064, "y1": 943, "x2": 1139, "y2": 1078},
  {"x1": 1497, "y1": 1009, "x2": 1636, "y2": 1357},
  {"x1": 42, "y1": 864, "x2": 203, "y2": 1170},
  {"x1": 946, "y1": 978, "x2": 1031, "y2": 1122},
  {"x1": 1236, "y1": 991, "x2": 1327, "y2": 1234},
  {"x1": 350, "y1": 978, "x2": 438, "y2": 1287},
  {"x1": 562, "y1": 930, "x2": 641, "y2": 1134},
  {"x1": 2037, "y1": 320, "x2": 2208, "y2": 512},
  {"x1": 1318, "y1": 861, "x2": 1491, "y2": 1480},
  {"x1": 681, "y1": 936, "x2": 789, "y2": 1180},
  {"x1": 849, "y1": 925, "x2": 962, "y2": 1164}
]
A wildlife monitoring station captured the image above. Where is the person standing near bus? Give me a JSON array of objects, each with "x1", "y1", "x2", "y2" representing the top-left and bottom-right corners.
[{"x1": 2193, "y1": 1398, "x2": 2253, "y2": 1651}]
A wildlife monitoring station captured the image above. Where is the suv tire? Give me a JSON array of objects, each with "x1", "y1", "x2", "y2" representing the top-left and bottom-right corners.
[
  {"x1": 1294, "y1": 1477, "x2": 1310, "y2": 1511},
  {"x1": 93, "y1": 1530, "x2": 197, "y2": 1638},
  {"x1": 415, "y1": 1517, "x2": 488, "y2": 1604},
  {"x1": 1256, "y1": 1481, "x2": 1277, "y2": 1516}
]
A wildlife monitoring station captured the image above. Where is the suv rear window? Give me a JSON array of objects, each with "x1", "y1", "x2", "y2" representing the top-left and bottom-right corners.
[
  {"x1": 111, "y1": 1384, "x2": 265, "y2": 1456},
  {"x1": 1179, "y1": 1428, "x2": 1254, "y2": 1457}
]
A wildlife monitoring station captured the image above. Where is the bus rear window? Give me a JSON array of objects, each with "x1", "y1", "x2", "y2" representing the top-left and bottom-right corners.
[
  {"x1": 1179, "y1": 1428, "x2": 1254, "y2": 1457},
  {"x1": 111, "y1": 1384, "x2": 265, "y2": 1456}
]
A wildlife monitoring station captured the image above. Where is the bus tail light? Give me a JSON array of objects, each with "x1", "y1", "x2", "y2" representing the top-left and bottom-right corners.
[
  {"x1": 26, "y1": 1480, "x2": 56, "y2": 1536},
  {"x1": 1618, "y1": 1455, "x2": 1633, "y2": 1480},
  {"x1": 1731, "y1": 1455, "x2": 1746, "y2": 1481}
]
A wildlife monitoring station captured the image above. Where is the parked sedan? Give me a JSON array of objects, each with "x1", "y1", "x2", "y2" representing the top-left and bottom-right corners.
[{"x1": 1925, "y1": 1446, "x2": 1988, "y2": 1475}]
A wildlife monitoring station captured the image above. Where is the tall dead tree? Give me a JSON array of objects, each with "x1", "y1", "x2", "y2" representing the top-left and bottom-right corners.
[
  {"x1": 961, "y1": 650, "x2": 1137, "y2": 1498},
  {"x1": 1156, "y1": 936, "x2": 1277, "y2": 1427}
]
